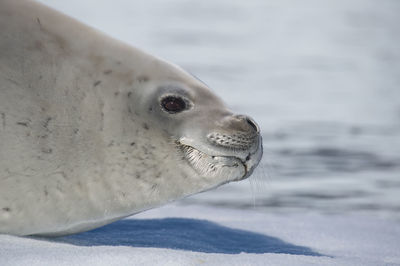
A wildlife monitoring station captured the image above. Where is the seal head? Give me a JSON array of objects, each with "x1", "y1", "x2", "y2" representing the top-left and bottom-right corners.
[
  {"x1": 0, "y1": 0, "x2": 262, "y2": 236},
  {"x1": 138, "y1": 82, "x2": 262, "y2": 186}
]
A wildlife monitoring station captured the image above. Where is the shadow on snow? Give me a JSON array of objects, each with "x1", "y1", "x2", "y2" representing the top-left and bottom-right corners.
[{"x1": 49, "y1": 218, "x2": 322, "y2": 256}]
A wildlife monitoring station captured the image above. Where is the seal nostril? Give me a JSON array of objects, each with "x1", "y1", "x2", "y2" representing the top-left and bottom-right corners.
[{"x1": 246, "y1": 117, "x2": 259, "y2": 133}]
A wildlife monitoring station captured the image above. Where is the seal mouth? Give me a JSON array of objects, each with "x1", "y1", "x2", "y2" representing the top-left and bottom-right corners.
[{"x1": 176, "y1": 141, "x2": 253, "y2": 182}]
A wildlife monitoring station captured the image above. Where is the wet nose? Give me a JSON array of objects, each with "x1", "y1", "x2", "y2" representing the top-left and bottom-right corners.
[
  {"x1": 233, "y1": 115, "x2": 260, "y2": 134},
  {"x1": 245, "y1": 116, "x2": 259, "y2": 134}
]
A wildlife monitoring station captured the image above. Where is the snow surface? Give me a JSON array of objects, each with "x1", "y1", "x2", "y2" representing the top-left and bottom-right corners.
[{"x1": 1, "y1": 204, "x2": 399, "y2": 266}]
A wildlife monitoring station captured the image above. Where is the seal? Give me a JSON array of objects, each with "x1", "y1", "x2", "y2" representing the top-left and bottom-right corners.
[{"x1": 0, "y1": 0, "x2": 262, "y2": 236}]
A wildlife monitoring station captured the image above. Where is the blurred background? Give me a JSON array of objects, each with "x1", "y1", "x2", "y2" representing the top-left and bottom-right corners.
[{"x1": 38, "y1": 0, "x2": 400, "y2": 219}]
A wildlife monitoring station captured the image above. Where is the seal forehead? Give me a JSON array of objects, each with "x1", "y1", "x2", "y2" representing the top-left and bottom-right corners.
[{"x1": 156, "y1": 84, "x2": 193, "y2": 99}]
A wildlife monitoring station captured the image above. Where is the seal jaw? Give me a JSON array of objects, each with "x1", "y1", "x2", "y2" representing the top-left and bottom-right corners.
[{"x1": 176, "y1": 140, "x2": 261, "y2": 183}]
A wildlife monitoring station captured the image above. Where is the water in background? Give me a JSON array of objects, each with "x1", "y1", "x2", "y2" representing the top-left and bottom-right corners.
[{"x1": 37, "y1": 0, "x2": 400, "y2": 219}]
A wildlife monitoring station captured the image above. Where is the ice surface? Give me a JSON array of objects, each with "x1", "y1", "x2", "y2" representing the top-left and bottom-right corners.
[{"x1": 1, "y1": 205, "x2": 399, "y2": 266}]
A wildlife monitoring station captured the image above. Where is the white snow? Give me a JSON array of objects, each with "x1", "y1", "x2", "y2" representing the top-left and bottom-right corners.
[{"x1": 1, "y1": 204, "x2": 399, "y2": 266}]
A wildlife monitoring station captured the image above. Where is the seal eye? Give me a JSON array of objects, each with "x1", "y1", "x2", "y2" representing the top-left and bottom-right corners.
[{"x1": 161, "y1": 96, "x2": 187, "y2": 113}]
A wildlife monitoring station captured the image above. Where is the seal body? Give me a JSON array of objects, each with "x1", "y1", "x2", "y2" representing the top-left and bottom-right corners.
[{"x1": 0, "y1": 0, "x2": 262, "y2": 236}]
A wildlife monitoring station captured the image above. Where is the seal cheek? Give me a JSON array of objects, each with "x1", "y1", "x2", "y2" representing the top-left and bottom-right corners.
[
  {"x1": 207, "y1": 132, "x2": 256, "y2": 151},
  {"x1": 176, "y1": 142, "x2": 246, "y2": 182}
]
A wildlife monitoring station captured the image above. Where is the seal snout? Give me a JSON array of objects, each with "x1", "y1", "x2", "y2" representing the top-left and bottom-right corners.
[
  {"x1": 226, "y1": 114, "x2": 260, "y2": 135},
  {"x1": 244, "y1": 116, "x2": 260, "y2": 134},
  {"x1": 207, "y1": 114, "x2": 260, "y2": 151}
]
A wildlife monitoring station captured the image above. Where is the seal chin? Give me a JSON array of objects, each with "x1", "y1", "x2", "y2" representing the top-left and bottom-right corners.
[
  {"x1": 239, "y1": 138, "x2": 263, "y2": 181},
  {"x1": 176, "y1": 140, "x2": 261, "y2": 183}
]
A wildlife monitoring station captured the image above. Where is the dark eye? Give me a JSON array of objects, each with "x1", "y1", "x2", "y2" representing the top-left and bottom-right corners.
[{"x1": 161, "y1": 96, "x2": 187, "y2": 113}]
